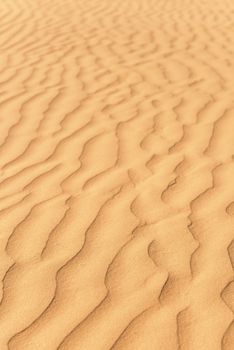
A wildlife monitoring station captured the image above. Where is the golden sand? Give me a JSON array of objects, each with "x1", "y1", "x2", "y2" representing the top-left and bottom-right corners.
[{"x1": 0, "y1": 0, "x2": 233, "y2": 349}]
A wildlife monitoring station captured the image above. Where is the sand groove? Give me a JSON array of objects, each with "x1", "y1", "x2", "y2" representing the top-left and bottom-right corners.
[{"x1": 0, "y1": 0, "x2": 233, "y2": 349}]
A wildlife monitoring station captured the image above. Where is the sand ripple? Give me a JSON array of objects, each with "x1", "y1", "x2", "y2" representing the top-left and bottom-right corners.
[{"x1": 0, "y1": 0, "x2": 233, "y2": 349}]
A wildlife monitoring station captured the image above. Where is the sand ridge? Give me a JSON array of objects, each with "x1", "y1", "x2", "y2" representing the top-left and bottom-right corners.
[{"x1": 0, "y1": 0, "x2": 233, "y2": 349}]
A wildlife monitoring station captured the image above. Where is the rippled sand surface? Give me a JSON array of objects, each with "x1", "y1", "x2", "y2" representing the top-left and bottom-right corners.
[{"x1": 0, "y1": 0, "x2": 233, "y2": 349}]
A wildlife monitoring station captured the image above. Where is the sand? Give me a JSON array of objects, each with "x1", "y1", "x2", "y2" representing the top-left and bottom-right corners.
[{"x1": 0, "y1": 0, "x2": 233, "y2": 349}]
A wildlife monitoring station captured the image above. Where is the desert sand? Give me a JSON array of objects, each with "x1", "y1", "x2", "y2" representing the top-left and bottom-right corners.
[{"x1": 0, "y1": 0, "x2": 233, "y2": 349}]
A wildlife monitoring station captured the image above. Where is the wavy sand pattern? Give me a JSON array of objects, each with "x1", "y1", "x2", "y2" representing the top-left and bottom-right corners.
[{"x1": 0, "y1": 0, "x2": 233, "y2": 349}]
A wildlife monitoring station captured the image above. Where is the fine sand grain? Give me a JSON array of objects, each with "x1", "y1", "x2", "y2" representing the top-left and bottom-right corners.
[{"x1": 0, "y1": 0, "x2": 233, "y2": 349}]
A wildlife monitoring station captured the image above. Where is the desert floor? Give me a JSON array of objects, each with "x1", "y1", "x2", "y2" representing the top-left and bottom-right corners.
[{"x1": 0, "y1": 0, "x2": 233, "y2": 349}]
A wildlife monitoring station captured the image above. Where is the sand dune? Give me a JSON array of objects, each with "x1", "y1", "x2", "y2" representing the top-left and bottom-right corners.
[{"x1": 0, "y1": 0, "x2": 233, "y2": 349}]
